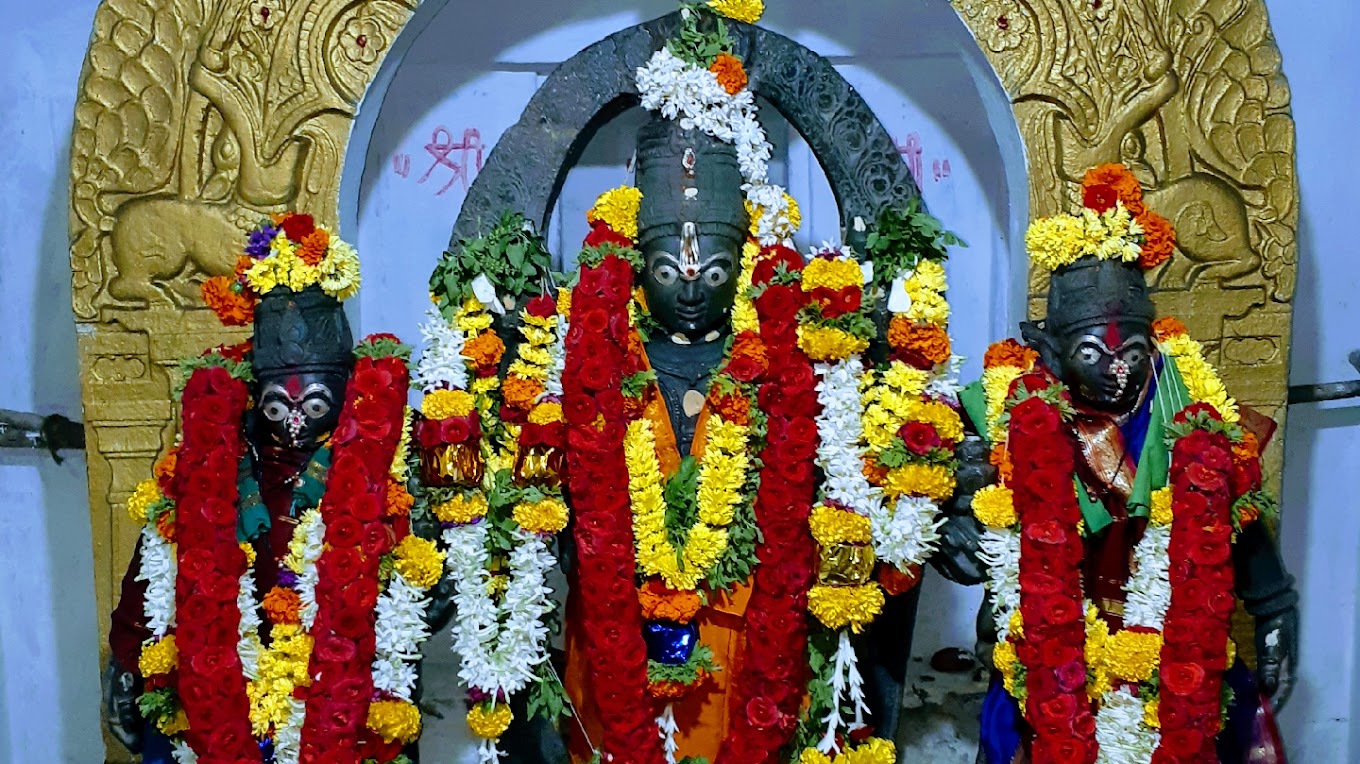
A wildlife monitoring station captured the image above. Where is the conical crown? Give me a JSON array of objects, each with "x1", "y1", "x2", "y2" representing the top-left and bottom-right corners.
[
  {"x1": 1045, "y1": 258, "x2": 1156, "y2": 334},
  {"x1": 252, "y1": 285, "x2": 354, "y2": 378},
  {"x1": 635, "y1": 113, "x2": 748, "y2": 247}
]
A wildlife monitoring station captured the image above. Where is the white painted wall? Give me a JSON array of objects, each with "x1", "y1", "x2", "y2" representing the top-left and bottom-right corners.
[{"x1": 0, "y1": 0, "x2": 1354, "y2": 761}]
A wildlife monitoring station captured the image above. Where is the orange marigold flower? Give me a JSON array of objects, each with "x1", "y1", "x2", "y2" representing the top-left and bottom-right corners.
[
  {"x1": 989, "y1": 443, "x2": 1014, "y2": 484},
  {"x1": 1136, "y1": 210, "x2": 1176, "y2": 270},
  {"x1": 898, "y1": 322, "x2": 952, "y2": 366},
  {"x1": 983, "y1": 339, "x2": 1040, "y2": 370},
  {"x1": 1237, "y1": 504, "x2": 1262, "y2": 527},
  {"x1": 463, "y1": 331, "x2": 506, "y2": 369},
  {"x1": 709, "y1": 52, "x2": 748, "y2": 95},
  {"x1": 878, "y1": 564, "x2": 921, "y2": 596},
  {"x1": 297, "y1": 228, "x2": 331, "y2": 266},
  {"x1": 155, "y1": 512, "x2": 176, "y2": 544},
  {"x1": 233, "y1": 255, "x2": 254, "y2": 279},
  {"x1": 639, "y1": 580, "x2": 703, "y2": 624},
  {"x1": 155, "y1": 447, "x2": 179, "y2": 489},
  {"x1": 1082, "y1": 163, "x2": 1145, "y2": 215},
  {"x1": 710, "y1": 391, "x2": 752, "y2": 426},
  {"x1": 386, "y1": 481, "x2": 414, "y2": 517},
  {"x1": 887, "y1": 316, "x2": 913, "y2": 350},
  {"x1": 730, "y1": 331, "x2": 767, "y2": 364},
  {"x1": 1234, "y1": 431, "x2": 1261, "y2": 463},
  {"x1": 862, "y1": 458, "x2": 889, "y2": 487},
  {"x1": 503, "y1": 375, "x2": 546, "y2": 411},
  {"x1": 648, "y1": 673, "x2": 709, "y2": 700},
  {"x1": 201, "y1": 276, "x2": 255, "y2": 327},
  {"x1": 1152, "y1": 316, "x2": 1188, "y2": 342},
  {"x1": 262, "y1": 586, "x2": 302, "y2": 625}
]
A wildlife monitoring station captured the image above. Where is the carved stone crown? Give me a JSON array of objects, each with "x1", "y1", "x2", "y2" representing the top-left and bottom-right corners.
[
  {"x1": 1045, "y1": 258, "x2": 1157, "y2": 334},
  {"x1": 252, "y1": 285, "x2": 354, "y2": 378},
  {"x1": 635, "y1": 113, "x2": 748, "y2": 246}
]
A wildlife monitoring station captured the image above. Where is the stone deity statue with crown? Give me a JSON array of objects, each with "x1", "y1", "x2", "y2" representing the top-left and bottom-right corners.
[
  {"x1": 103, "y1": 215, "x2": 447, "y2": 764},
  {"x1": 955, "y1": 165, "x2": 1298, "y2": 764},
  {"x1": 412, "y1": 2, "x2": 985, "y2": 763}
]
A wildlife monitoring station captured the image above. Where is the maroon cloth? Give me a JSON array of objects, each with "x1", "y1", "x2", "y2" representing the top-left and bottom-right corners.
[{"x1": 108, "y1": 447, "x2": 310, "y2": 673}]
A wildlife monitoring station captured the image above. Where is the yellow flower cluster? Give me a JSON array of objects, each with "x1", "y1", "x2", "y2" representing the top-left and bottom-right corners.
[
  {"x1": 139, "y1": 636, "x2": 178, "y2": 676},
  {"x1": 696, "y1": 417, "x2": 752, "y2": 527},
  {"x1": 627, "y1": 419, "x2": 728, "y2": 591},
  {"x1": 708, "y1": 0, "x2": 764, "y2": 24},
  {"x1": 903, "y1": 399, "x2": 964, "y2": 443},
  {"x1": 284, "y1": 509, "x2": 322, "y2": 576},
  {"x1": 1026, "y1": 205, "x2": 1142, "y2": 272},
  {"x1": 1150, "y1": 486, "x2": 1173, "y2": 526},
  {"x1": 393, "y1": 535, "x2": 446, "y2": 590},
  {"x1": 1084, "y1": 607, "x2": 1163, "y2": 699},
  {"x1": 809, "y1": 505, "x2": 873, "y2": 546},
  {"x1": 587, "y1": 186, "x2": 643, "y2": 241},
  {"x1": 246, "y1": 623, "x2": 313, "y2": 736},
  {"x1": 528, "y1": 402, "x2": 563, "y2": 425},
  {"x1": 884, "y1": 463, "x2": 955, "y2": 501},
  {"x1": 127, "y1": 478, "x2": 162, "y2": 523},
  {"x1": 467, "y1": 703, "x2": 514, "y2": 739},
  {"x1": 798, "y1": 326, "x2": 870, "y2": 362},
  {"x1": 245, "y1": 232, "x2": 361, "y2": 300},
  {"x1": 513, "y1": 498, "x2": 571, "y2": 535},
  {"x1": 509, "y1": 308, "x2": 558, "y2": 387},
  {"x1": 1159, "y1": 331, "x2": 1240, "y2": 423},
  {"x1": 860, "y1": 365, "x2": 928, "y2": 451},
  {"x1": 802, "y1": 257, "x2": 863, "y2": 292},
  {"x1": 971, "y1": 485, "x2": 1017, "y2": 529},
  {"x1": 745, "y1": 192, "x2": 801, "y2": 240},
  {"x1": 367, "y1": 699, "x2": 422, "y2": 744},
  {"x1": 981, "y1": 365, "x2": 1027, "y2": 443},
  {"x1": 471, "y1": 376, "x2": 500, "y2": 396},
  {"x1": 808, "y1": 583, "x2": 885, "y2": 632},
  {"x1": 731, "y1": 240, "x2": 761, "y2": 334},
  {"x1": 390, "y1": 407, "x2": 413, "y2": 483},
  {"x1": 993, "y1": 639, "x2": 1019, "y2": 694},
  {"x1": 797, "y1": 739, "x2": 896, "y2": 764},
  {"x1": 240, "y1": 542, "x2": 257, "y2": 567},
  {"x1": 1008, "y1": 610, "x2": 1024, "y2": 639},
  {"x1": 903, "y1": 260, "x2": 949, "y2": 326},
  {"x1": 1143, "y1": 695, "x2": 1161, "y2": 729},
  {"x1": 423, "y1": 389, "x2": 475, "y2": 420},
  {"x1": 434, "y1": 492, "x2": 489, "y2": 524},
  {"x1": 157, "y1": 709, "x2": 189, "y2": 736},
  {"x1": 455, "y1": 297, "x2": 495, "y2": 335}
]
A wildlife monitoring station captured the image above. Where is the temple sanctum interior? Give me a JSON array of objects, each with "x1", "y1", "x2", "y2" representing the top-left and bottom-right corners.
[{"x1": 1, "y1": 1, "x2": 1358, "y2": 762}]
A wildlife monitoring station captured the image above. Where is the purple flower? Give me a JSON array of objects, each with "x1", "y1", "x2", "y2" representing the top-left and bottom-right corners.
[
  {"x1": 276, "y1": 569, "x2": 299, "y2": 588},
  {"x1": 246, "y1": 225, "x2": 278, "y2": 258}
]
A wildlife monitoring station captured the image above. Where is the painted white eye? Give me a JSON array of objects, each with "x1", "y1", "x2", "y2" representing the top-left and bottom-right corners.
[
  {"x1": 703, "y1": 266, "x2": 729, "y2": 287},
  {"x1": 1077, "y1": 346, "x2": 1103, "y2": 366},
  {"x1": 1122, "y1": 347, "x2": 1147, "y2": 367},
  {"x1": 653, "y1": 264, "x2": 679, "y2": 286},
  {"x1": 302, "y1": 398, "x2": 331, "y2": 419},
  {"x1": 262, "y1": 401, "x2": 289, "y2": 421}
]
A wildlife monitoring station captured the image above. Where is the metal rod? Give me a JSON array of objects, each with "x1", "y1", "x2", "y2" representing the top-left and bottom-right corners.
[
  {"x1": 1285, "y1": 351, "x2": 1360, "y2": 405},
  {"x1": 0, "y1": 409, "x2": 86, "y2": 462}
]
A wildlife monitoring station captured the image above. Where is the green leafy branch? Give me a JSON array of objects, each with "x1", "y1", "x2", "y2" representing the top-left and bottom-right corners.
[{"x1": 865, "y1": 198, "x2": 966, "y2": 292}]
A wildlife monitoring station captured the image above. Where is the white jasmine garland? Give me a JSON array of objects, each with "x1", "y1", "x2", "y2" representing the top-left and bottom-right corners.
[
  {"x1": 171, "y1": 740, "x2": 198, "y2": 764},
  {"x1": 544, "y1": 310, "x2": 569, "y2": 398},
  {"x1": 236, "y1": 565, "x2": 263, "y2": 680},
  {"x1": 657, "y1": 703, "x2": 680, "y2": 764},
  {"x1": 1094, "y1": 687, "x2": 1160, "y2": 764},
  {"x1": 814, "y1": 356, "x2": 882, "y2": 517},
  {"x1": 444, "y1": 524, "x2": 557, "y2": 698},
  {"x1": 137, "y1": 524, "x2": 176, "y2": 637},
  {"x1": 1124, "y1": 525, "x2": 1172, "y2": 630},
  {"x1": 978, "y1": 528, "x2": 1021, "y2": 641},
  {"x1": 868, "y1": 494, "x2": 944, "y2": 573},
  {"x1": 290, "y1": 509, "x2": 326, "y2": 629},
  {"x1": 371, "y1": 572, "x2": 434, "y2": 701},
  {"x1": 272, "y1": 699, "x2": 307, "y2": 764},
  {"x1": 416, "y1": 306, "x2": 469, "y2": 392},
  {"x1": 817, "y1": 630, "x2": 870, "y2": 753}
]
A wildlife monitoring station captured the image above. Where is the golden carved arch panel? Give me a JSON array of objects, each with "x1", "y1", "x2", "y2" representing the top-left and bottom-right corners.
[{"x1": 70, "y1": 1, "x2": 1295, "y2": 759}]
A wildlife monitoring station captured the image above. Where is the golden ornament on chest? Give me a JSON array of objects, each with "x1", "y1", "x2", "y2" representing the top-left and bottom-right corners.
[
  {"x1": 513, "y1": 444, "x2": 564, "y2": 487},
  {"x1": 421, "y1": 441, "x2": 486, "y2": 488},
  {"x1": 818, "y1": 542, "x2": 877, "y2": 586}
]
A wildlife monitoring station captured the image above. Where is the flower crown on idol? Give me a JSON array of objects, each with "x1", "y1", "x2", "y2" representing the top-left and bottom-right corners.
[
  {"x1": 1025, "y1": 163, "x2": 1177, "y2": 273},
  {"x1": 201, "y1": 212, "x2": 362, "y2": 327}
]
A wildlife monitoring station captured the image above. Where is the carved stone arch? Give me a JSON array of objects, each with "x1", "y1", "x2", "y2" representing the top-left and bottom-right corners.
[{"x1": 448, "y1": 11, "x2": 921, "y2": 251}]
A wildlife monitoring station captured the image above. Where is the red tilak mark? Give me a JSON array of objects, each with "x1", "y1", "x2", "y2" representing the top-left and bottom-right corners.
[
  {"x1": 1105, "y1": 321, "x2": 1123, "y2": 349},
  {"x1": 418, "y1": 127, "x2": 485, "y2": 196},
  {"x1": 284, "y1": 376, "x2": 303, "y2": 398}
]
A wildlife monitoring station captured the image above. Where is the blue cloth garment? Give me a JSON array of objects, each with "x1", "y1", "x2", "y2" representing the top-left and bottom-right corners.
[
  {"x1": 979, "y1": 675, "x2": 1022, "y2": 764},
  {"x1": 141, "y1": 722, "x2": 175, "y2": 764}
]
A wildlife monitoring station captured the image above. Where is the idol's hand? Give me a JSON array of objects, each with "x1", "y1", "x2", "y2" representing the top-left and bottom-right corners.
[
  {"x1": 103, "y1": 658, "x2": 143, "y2": 753},
  {"x1": 1255, "y1": 606, "x2": 1299, "y2": 711},
  {"x1": 947, "y1": 435, "x2": 997, "y2": 518},
  {"x1": 931, "y1": 514, "x2": 987, "y2": 585},
  {"x1": 424, "y1": 571, "x2": 458, "y2": 633}
]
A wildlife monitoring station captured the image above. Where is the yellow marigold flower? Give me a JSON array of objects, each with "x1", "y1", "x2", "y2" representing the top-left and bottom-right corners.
[
  {"x1": 556, "y1": 287, "x2": 572, "y2": 316},
  {"x1": 470, "y1": 376, "x2": 500, "y2": 396},
  {"x1": 971, "y1": 485, "x2": 1017, "y2": 529},
  {"x1": 1144, "y1": 694, "x2": 1161, "y2": 728},
  {"x1": 394, "y1": 535, "x2": 445, "y2": 590},
  {"x1": 422, "y1": 389, "x2": 475, "y2": 420},
  {"x1": 513, "y1": 498, "x2": 570, "y2": 535},
  {"x1": 390, "y1": 408, "x2": 414, "y2": 483},
  {"x1": 467, "y1": 703, "x2": 513, "y2": 740},
  {"x1": 240, "y1": 542, "x2": 257, "y2": 567},
  {"x1": 809, "y1": 505, "x2": 873, "y2": 546},
  {"x1": 708, "y1": 0, "x2": 764, "y2": 24},
  {"x1": 880, "y1": 362, "x2": 929, "y2": 396},
  {"x1": 368, "y1": 699, "x2": 422, "y2": 744},
  {"x1": 1007, "y1": 609, "x2": 1024, "y2": 640},
  {"x1": 981, "y1": 366, "x2": 1024, "y2": 442},
  {"x1": 587, "y1": 186, "x2": 642, "y2": 241},
  {"x1": 799, "y1": 749, "x2": 833, "y2": 764},
  {"x1": 127, "y1": 478, "x2": 161, "y2": 524},
  {"x1": 157, "y1": 709, "x2": 189, "y2": 736},
  {"x1": 455, "y1": 298, "x2": 494, "y2": 334},
  {"x1": 1103, "y1": 630, "x2": 1163, "y2": 683},
  {"x1": 139, "y1": 636, "x2": 178, "y2": 676},
  {"x1": 905, "y1": 400, "x2": 965, "y2": 443},
  {"x1": 904, "y1": 286, "x2": 950, "y2": 325},
  {"x1": 798, "y1": 326, "x2": 870, "y2": 363},
  {"x1": 802, "y1": 257, "x2": 863, "y2": 292},
  {"x1": 993, "y1": 640, "x2": 1018, "y2": 693},
  {"x1": 910, "y1": 260, "x2": 947, "y2": 292},
  {"x1": 434, "y1": 492, "x2": 489, "y2": 524},
  {"x1": 842, "y1": 738, "x2": 897, "y2": 764},
  {"x1": 1150, "y1": 487, "x2": 1173, "y2": 526},
  {"x1": 1226, "y1": 638, "x2": 1237, "y2": 669},
  {"x1": 528, "y1": 402, "x2": 564, "y2": 425},
  {"x1": 1162, "y1": 332, "x2": 1241, "y2": 423},
  {"x1": 808, "y1": 583, "x2": 885, "y2": 632},
  {"x1": 1025, "y1": 213, "x2": 1087, "y2": 272}
]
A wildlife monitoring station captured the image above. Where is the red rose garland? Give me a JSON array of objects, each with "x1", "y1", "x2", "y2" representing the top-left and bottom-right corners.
[
  {"x1": 300, "y1": 347, "x2": 412, "y2": 764},
  {"x1": 173, "y1": 364, "x2": 257, "y2": 764},
  {"x1": 563, "y1": 253, "x2": 664, "y2": 764},
  {"x1": 1154, "y1": 406, "x2": 1237, "y2": 764},
  {"x1": 1006, "y1": 374, "x2": 1097, "y2": 764},
  {"x1": 716, "y1": 250, "x2": 822, "y2": 764}
]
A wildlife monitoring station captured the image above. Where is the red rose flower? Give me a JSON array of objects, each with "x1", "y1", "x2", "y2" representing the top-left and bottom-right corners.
[
  {"x1": 754, "y1": 284, "x2": 802, "y2": 323},
  {"x1": 899, "y1": 421, "x2": 942, "y2": 455},
  {"x1": 726, "y1": 355, "x2": 764, "y2": 383},
  {"x1": 1082, "y1": 183, "x2": 1119, "y2": 213},
  {"x1": 281, "y1": 213, "x2": 316, "y2": 242},
  {"x1": 1162, "y1": 727, "x2": 1207, "y2": 758},
  {"x1": 563, "y1": 393, "x2": 599, "y2": 426},
  {"x1": 1161, "y1": 662, "x2": 1208, "y2": 696},
  {"x1": 745, "y1": 696, "x2": 784, "y2": 730},
  {"x1": 1232, "y1": 459, "x2": 1263, "y2": 496},
  {"x1": 362, "y1": 522, "x2": 395, "y2": 557},
  {"x1": 525, "y1": 293, "x2": 557, "y2": 318},
  {"x1": 1055, "y1": 660, "x2": 1087, "y2": 692},
  {"x1": 751, "y1": 244, "x2": 803, "y2": 285},
  {"x1": 584, "y1": 220, "x2": 633, "y2": 249}
]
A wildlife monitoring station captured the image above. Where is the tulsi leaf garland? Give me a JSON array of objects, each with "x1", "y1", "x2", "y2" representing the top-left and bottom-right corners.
[{"x1": 172, "y1": 358, "x2": 256, "y2": 764}]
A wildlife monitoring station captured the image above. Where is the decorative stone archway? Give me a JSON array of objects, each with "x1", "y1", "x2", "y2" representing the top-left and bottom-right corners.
[{"x1": 68, "y1": 1, "x2": 1298, "y2": 759}]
